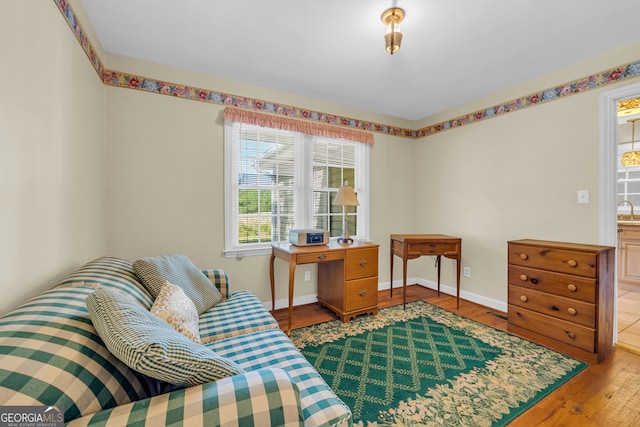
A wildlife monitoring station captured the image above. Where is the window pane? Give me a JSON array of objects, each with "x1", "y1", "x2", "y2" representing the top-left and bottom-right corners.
[
  {"x1": 328, "y1": 167, "x2": 343, "y2": 188},
  {"x1": 313, "y1": 165, "x2": 327, "y2": 188},
  {"x1": 313, "y1": 215, "x2": 327, "y2": 230},
  {"x1": 235, "y1": 125, "x2": 296, "y2": 245},
  {"x1": 343, "y1": 168, "x2": 355, "y2": 187},
  {"x1": 314, "y1": 191, "x2": 328, "y2": 214},
  {"x1": 238, "y1": 189, "x2": 258, "y2": 214},
  {"x1": 237, "y1": 215, "x2": 271, "y2": 243},
  {"x1": 330, "y1": 215, "x2": 342, "y2": 237}
]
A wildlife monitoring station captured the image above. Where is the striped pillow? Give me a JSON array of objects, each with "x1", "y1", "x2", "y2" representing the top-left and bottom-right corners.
[
  {"x1": 133, "y1": 254, "x2": 222, "y2": 314},
  {"x1": 86, "y1": 287, "x2": 244, "y2": 387}
]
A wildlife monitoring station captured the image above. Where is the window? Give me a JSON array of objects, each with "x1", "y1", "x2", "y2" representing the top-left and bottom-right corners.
[
  {"x1": 224, "y1": 121, "x2": 370, "y2": 257},
  {"x1": 617, "y1": 141, "x2": 640, "y2": 211}
]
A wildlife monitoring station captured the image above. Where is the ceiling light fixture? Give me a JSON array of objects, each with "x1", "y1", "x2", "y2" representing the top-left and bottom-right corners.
[
  {"x1": 381, "y1": 7, "x2": 404, "y2": 55},
  {"x1": 622, "y1": 118, "x2": 640, "y2": 167}
]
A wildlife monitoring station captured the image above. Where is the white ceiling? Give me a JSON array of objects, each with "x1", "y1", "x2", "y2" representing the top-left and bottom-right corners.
[{"x1": 81, "y1": 0, "x2": 640, "y2": 121}]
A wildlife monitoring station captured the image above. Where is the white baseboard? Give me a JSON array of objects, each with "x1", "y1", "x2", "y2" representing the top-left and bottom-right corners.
[
  {"x1": 397, "y1": 278, "x2": 507, "y2": 313},
  {"x1": 265, "y1": 277, "x2": 507, "y2": 313}
]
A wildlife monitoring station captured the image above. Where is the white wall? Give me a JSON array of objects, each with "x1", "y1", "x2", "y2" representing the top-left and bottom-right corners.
[
  {"x1": 5, "y1": 1, "x2": 640, "y2": 315},
  {"x1": 0, "y1": 1, "x2": 107, "y2": 314},
  {"x1": 104, "y1": 76, "x2": 416, "y2": 304},
  {"x1": 409, "y1": 42, "x2": 640, "y2": 307}
]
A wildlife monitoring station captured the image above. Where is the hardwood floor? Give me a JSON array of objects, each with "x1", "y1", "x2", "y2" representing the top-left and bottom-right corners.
[
  {"x1": 618, "y1": 283, "x2": 640, "y2": 355},
  {"x1": 271, "y1": 285, "x2": 640, "y2": 426}
]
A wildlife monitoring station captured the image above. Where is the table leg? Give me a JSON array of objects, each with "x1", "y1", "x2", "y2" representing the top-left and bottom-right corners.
[
  {"x1": 269, "y1": 251, "x2": 276, "y2": 312},
  {"x1": 436, "y1": 255, "x2": 442, "y2": 297},
  {"x1": 286, "y1": 260, "x2": 296, "y2": 336},
  {"x1": 456, "y1": 255, "x2": 461, "y2": 309},
  {"x1": 402, "y1": 257, "x2": 408, "y2": 309},
  {"x1": 390, "y1": 242, "x2": 394, "y2": 298}
]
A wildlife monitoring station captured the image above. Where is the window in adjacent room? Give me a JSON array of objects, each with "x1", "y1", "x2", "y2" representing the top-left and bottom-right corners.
[{"x1": 224, "y1": 120, "x2": 370, "y2": 257}]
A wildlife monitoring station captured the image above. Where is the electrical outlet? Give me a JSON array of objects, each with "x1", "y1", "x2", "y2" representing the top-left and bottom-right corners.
[
  {"x1": 304, "y1": 271, "x2": 311, "y2": 281},
  {"x1": 463, "y1": 267, "x2": 471, "y2": 278},
  {"x1": 578, "y1": 190, "x2": 589, "y2": 204}
]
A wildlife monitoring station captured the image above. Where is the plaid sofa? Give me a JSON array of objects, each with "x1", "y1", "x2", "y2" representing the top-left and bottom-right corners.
[{"x1": 0, "y1": 257, "x2": 352, "y2": 426}]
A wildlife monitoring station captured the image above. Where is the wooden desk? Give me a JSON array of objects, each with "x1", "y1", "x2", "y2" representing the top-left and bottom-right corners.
[
  {"x1": 270, "y1": 240, "x2": 379, "y2": 336},
  {"x1": 390, "y1": 234, "x2": 462, "y2": 308}
]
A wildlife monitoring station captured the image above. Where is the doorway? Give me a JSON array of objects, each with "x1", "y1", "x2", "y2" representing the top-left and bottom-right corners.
[{"x1": 600, "y1": 82, "x2": 640, "y2": 354}]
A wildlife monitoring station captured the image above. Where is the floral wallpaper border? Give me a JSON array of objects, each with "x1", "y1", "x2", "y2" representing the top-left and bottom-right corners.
[{"x1": 54, "y1": 0, "x2": 640, "y2": 140}]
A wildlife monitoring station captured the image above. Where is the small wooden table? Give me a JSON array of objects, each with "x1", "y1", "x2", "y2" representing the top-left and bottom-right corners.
[
  {"x1": 270, "y1": 240, "x2": 379, "y2": 336},
  {"x1": 390, "y1": 234, "x2": 462, "y2": 308}
]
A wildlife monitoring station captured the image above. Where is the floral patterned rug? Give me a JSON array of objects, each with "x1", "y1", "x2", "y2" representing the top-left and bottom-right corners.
[{"x1": 291, "y1": 300, "x2": 586, "y2": 426}]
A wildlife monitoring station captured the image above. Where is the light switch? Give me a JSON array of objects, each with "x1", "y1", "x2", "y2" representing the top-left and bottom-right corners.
[{"x1": 578, "y1": 190, "x2": 589, "y2": 204}]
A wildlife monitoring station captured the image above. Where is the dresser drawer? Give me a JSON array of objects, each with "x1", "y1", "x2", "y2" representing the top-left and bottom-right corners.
[
  {"x1": 345, "y1": 277, "x2": 378, "y2": 311},
  {"x1": 508, "y1": 244, "x2": 598, "y2": 277},
  {"x1": 508, "y1": 285, "x2": 595, "y2": 327},
  {"x1": 297, "y1": 251, "x2": 344, "y2": 264},
  {"x1": 345, "y1": 247, "x2": 378, "y2": 280},
  {"x1": 507, "y1": 265, "x2": 596, "y2": 303},
  {"x1": 508, "y1": 305, "x2": 595, "y2": 353}
]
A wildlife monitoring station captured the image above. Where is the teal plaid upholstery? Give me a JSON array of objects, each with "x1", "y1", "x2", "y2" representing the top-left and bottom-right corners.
[
  {"x1": 0, "y1": 285, "x2": 163, "y2": 422},
  {"x1": 202, "y1": 269, "x2": 229, "y2": 301},
  {"x1": 208, "y1": 329, "x2": 352, "y2": 427},
  {"x1": 133, "y1": 254, "x2": 222, "y2": 314},
  {"x1": 66, "y1": 368, "x2": 305, "y2": 427},
  {"x1": 86, "y1": 287, "x2": 244, "y2": 386},
  {"x1": 0, "y1": 256, "x2": 348, "y2": 426},
  {"x1": 199, "y1": 290, "x2": 279, "y2": 343},
  {"x1": 55, "y1": 256, "x2": 154, "y2": 307}
]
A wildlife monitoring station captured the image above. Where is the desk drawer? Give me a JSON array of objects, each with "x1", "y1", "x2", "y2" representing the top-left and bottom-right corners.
[
  {"x1": 409, "y1": 242, "x2": 459, "y2": 257},
  {"x1": 345, "y1": 277, "x2": 378, "y2": 311},
  {"x1": 345, "y1": 247, "x2": 379, "y2": 280},
  {"x1": 297, "y1": 251, "x2": 344, "y2": 264}
]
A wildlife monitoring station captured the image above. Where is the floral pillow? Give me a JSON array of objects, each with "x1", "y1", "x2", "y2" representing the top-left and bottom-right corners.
[{"x1": 151, "y1": 281, "x2": 202, "y2": 344}]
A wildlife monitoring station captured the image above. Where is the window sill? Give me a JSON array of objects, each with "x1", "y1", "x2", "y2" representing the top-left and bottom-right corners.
[{"x1": 223, "y1": 246, "x2": 273, "y2": 258}]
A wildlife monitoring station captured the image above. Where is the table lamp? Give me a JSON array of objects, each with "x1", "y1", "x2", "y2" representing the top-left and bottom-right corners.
[{"x1": 333, "y1": 182, "x2": 359, "y2": 243}]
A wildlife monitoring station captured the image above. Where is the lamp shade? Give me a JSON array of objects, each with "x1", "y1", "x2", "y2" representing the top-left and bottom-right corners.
[{"x1": 333, "y1": 185, "x2": 359, "y2": 206}]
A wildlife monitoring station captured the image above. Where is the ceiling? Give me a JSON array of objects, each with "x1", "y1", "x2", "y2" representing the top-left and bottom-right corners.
[{"x1": 80, "y1": 0, "x2": 640, "y2": 121}]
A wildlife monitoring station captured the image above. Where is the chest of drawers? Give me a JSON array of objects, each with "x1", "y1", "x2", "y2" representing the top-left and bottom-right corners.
[{"x1": 507, "y1": 239, "x2": 615, "y2": 364}]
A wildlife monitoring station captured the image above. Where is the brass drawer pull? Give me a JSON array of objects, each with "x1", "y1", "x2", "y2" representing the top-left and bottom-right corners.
[
  {"x1": 359, "y1": 260, "x2": 367, "y2": 266},
  {"x1": 358, "y1": 290, "x2": 367, "y2": 297},
  {"x1": 567, "y1": 284, "x2": 577, "y2": 292},
  {"x1": 566, "y1": 331, "x2": 576, "y2": 339},
  {"x1": 520, "y1": 253, "x2": 528, "y2": 260},
  {"x1": 520, "y1": 295, "x2": 528, "y2": 302},
  {"x1": 567, "y1": 259, "x2": 577, "y2": 268},
  {"x1": 318, "y1": 254, "x2": 327, "y2": 260},
  {"x1": 520, "y1": 274, "x2": 528, "y2": 281},
  {"x1": 568, "y1": 307, "x2": 577, "y2": 315}
]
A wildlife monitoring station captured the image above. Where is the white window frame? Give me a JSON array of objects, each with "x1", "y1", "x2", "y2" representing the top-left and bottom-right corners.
[{"x1": 224, "y1": 121, "x2": 370, "y2": 257}]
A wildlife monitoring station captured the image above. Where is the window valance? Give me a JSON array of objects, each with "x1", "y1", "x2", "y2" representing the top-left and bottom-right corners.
[{"x1": 223, "y1": 107, "x2": 374, "y2": 144}]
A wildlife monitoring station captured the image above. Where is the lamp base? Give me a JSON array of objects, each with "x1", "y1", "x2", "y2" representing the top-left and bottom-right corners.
[{"x1": 337, "y1": 237, "x2": 354, "y2": 244}]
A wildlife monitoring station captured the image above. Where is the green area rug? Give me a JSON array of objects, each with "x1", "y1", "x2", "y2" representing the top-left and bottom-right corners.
[{"x1": 291, "y1": 300, "x2": 586, "y2": 426}]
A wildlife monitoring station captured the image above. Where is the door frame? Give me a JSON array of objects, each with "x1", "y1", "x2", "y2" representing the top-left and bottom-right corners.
[{"x1": 600, "y1": 81, "x2": 640, "y2": 341}]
